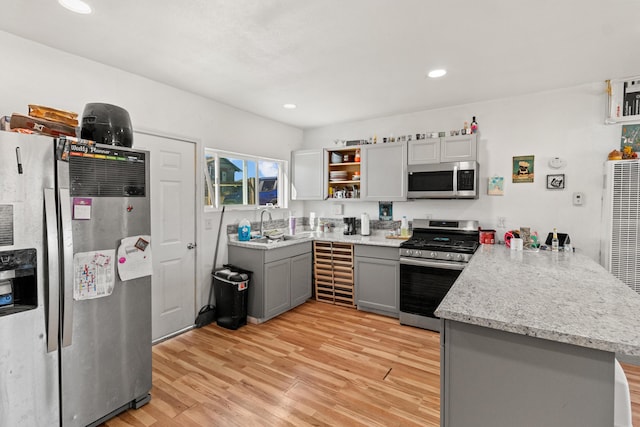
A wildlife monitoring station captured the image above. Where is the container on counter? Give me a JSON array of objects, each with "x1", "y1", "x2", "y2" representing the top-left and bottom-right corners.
[
  {"x1": 238, "y1": 218, "x2": 251, "y2": 241},
  {"x1": 288, "y1": 214, "x2": 296, "y2": 235},
  {"x1": 361, "y1": 213, "x2": 370, "y2": 236},
  {"x1": 479, "y1": 229, "x2": 495, "y2": 244},
  {"x1": 400, "y1": 216, "x2": 409, "y2": 237}
]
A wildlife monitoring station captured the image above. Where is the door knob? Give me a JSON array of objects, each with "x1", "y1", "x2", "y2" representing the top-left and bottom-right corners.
[{"x1": 187, "y1": 243, "x2": 197, "y2": 249}]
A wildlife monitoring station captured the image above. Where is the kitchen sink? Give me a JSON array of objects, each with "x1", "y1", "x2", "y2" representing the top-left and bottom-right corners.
[
  {"x1": 283, "y1": 232, "x2": 312, "y2": 240},
  {"x1": 238, "y1": 231, "x2": 312, "y2": 246},
  {"x1": 249, "y1": 236, "x2": 270, "y2": 243}
]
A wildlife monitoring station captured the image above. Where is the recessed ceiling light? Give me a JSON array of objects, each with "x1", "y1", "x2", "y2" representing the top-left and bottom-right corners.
[
  {"x1": 58, "y1": 0, "x2": 92, "y2": 14},
  {"x1": 427, "y1": 69, "x2": 447, "y2": 78},
  {"x1": 283, "y1": 103, "x2": 297, "y2": 109}
]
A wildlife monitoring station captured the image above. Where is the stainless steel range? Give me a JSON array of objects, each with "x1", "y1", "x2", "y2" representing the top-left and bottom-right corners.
[{"x1": 399, "y1": 219, "x2": 479, "y2": 331}]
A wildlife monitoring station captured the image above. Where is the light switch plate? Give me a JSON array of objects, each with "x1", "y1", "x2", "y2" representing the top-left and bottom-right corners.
[
  {"x1": 332, "y1": 204, "x2": 343, "y2": 215},
  {"x1": 573, "y1": 192, "x2": 584, "y2": 206}
]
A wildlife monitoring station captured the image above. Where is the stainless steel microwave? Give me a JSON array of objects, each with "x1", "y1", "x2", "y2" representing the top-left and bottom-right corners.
[{"x1": 407, "y1": 161, "x2": 478, "y2": 199}]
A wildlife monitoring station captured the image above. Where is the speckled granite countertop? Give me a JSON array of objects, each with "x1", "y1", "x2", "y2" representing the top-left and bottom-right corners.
[
  {"x1": 227, "y1": 230, "x2": 404, "y2": 250},
  {"x1": 435, "y1": 245, "x2": 640, "y2": 356}
]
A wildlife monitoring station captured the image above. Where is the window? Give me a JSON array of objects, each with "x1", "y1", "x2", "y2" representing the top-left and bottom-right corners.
[{"x1": 204, "y1": 149, "x2": 287, "y2": 210}]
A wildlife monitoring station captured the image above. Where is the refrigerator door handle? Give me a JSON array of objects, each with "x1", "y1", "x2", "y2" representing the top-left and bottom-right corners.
[
  {"x1": 59, "y1": 187, "x2": 74, "y2": 348},
  {"x1": 44, "y1": 188, "x2": 60, "y2": 353}
]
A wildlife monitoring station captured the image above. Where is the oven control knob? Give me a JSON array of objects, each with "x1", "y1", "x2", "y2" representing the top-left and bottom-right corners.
[
  {"x1": 455, "y1": 254, "x2": 463, "y2": 261},
  {"x1": 445, "y1": 253, "x2": 451, "y2": 260},
  {"x1": 406, "y1": 250, "x2": 413, "y2": 256},
  {"x1": 430, "y1": 252, "x2": 438, "y2": 258},
  {"x1": 415, "y1": 250, "x2": 422, "y2": 257}
]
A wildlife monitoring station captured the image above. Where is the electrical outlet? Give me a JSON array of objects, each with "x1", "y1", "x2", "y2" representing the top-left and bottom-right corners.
[
  {"x1": 205, "y1": 218, "x2": 213, "y2": 230},
  {"x1": 425, "y1": 213, "x2": 433, "y2": 219},
  {"x1": 332, "y1": 204, "x2": 343, "y2": 215},
  {"x1": 498, "y1": 217, "x2": 506, "y2": 228},
  {"x1": 573, "y1": 192, "x2": 584, "y2": 206}
]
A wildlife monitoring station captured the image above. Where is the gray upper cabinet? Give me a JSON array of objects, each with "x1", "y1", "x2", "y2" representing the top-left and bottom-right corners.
[
  {"x1": 441, "y1": 134, "x2": 477, "y2": 162},
  {"x1": 291, "y1": 149, "x2": 326, "y2": 200},
  {"x1": 407, "y1": 138, "x2": 440, "y2": 164},
  {"x1": 360, "y1": 142, "x2": 407, "y2": 201},
  {"x1": 408, "y1": 134, "x2": 477, "y2": 164}
]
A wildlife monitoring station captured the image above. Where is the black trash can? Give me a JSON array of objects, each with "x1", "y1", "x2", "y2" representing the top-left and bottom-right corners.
[{"x1": 213, "y1": 265, "x2": 251, "y2": 330}]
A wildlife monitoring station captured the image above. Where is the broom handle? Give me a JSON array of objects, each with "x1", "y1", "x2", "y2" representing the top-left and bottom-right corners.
[{"x1": 208, "y1": 205, "x2": 225, "y2": 304}]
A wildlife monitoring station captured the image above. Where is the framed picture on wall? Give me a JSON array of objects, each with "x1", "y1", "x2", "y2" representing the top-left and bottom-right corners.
[
  {"x1": 512, "y1": 155, "x2": 535, "y2": 183},
  {"x1": 546, "y1": 174, "x2": 565, "y2": 190},
  {"x1": 488, "y1": 176, "x2": 504, "y2": 195},
  {"x1": 379, "y1": 201, "x2": 393, "y2": 221}
]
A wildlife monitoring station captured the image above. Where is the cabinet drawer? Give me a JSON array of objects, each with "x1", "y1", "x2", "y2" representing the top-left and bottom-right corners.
[
  {"x1": 354, "y1": 244, "x2": 399, "y2": 260},
  {"x1": 265, "y1": 241, "x2": 312, "y2": 263}
]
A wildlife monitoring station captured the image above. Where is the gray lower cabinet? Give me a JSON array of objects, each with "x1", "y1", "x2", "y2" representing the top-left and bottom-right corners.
[
  {"x1": 441, "y1": 320, "x2": 614, "y2": 427},
  {"x1": 354, "y1": 245, "x2": 400, "y2": 317},
  {"x1": 228, "y1": 242, "x2": 312, "y2": 323},
  {"x1": 291, "y1": 252, "x2": 313, "y2": 306},
  {"x1": 264, "y1": 258, "x2": 291, "y2": 319}
]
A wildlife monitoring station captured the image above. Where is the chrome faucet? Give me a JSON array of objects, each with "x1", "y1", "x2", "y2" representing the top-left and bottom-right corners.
[{"x1": 260, "y1": 209, "x2": 272, "y2": 237}]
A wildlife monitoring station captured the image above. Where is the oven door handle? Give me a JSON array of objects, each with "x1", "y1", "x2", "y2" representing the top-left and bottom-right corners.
[{"x1": 399, "y1": 257, "x2": 466, "y2": 271}]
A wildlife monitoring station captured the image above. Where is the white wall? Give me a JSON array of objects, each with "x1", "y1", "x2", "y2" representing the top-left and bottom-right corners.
[
  {"x1": 0, "y1": 30, "x2": 304, "y2": 308},
  {"x1": 302, "y1": 83, "x2": 623, "y2": 262}
]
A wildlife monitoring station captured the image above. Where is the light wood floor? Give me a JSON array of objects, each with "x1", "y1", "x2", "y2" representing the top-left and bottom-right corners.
[{"x1": 106, "y1": 300, "x2": 640, "y2": 426}]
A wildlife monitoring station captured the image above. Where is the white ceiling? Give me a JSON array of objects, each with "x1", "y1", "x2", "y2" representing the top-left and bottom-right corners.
[{"x1": 1, "y1": 0, "x2": 639, "y2": 129}]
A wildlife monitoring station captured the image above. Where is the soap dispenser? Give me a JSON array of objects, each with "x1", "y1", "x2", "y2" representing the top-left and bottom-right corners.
[{"x1": 238, "y1": 218, "x2": 251, "y2": 241}]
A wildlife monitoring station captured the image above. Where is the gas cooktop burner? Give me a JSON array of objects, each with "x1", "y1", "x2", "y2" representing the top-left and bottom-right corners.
[
  {"x1": 399, "y1": 219, "x2": 480, "y2": 262},
  {"x1": 402, "y1": 238, "x2": 479, "y2": 253}
]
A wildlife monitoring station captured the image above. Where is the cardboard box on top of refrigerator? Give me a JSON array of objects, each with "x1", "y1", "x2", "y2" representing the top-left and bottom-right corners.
[{"x1": 9, "y1": 112, "x2": 76, "y2": 137}]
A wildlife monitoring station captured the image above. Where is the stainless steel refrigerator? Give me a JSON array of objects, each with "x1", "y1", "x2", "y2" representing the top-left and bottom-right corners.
[{"x1": 0, "y1": 131, "x2": 152, "y2": 426}]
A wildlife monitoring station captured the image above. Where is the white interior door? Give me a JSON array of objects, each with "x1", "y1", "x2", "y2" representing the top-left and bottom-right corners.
[{"x1": 135, "y1": 132, "x2": 196, "y2": 342}]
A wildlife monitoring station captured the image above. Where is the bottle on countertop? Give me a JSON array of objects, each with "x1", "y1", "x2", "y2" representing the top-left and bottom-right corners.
[
  {"x1": 238, "y1": 218, "x2": 251, "y2": 241},
  {"x1": 400, "y1": 216, "x2": 409, "y2": 237},
  {"x1": 551, "y1": 227, "x2": 559, "y2": 252},
  {"x1": 288, "y1": 213, "x2": 296, "y2": 235},
  {"x1": 309, "y1": 212, "x2": 316, "y2": 231}
]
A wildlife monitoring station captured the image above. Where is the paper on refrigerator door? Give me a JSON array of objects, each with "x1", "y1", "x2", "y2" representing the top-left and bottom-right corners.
[
  {"x1": 73, "y1": 250, "x2": 116, "y2": 300},
  {"x1": 117, "y1": 235, "x2": 152, "y2": 281}
]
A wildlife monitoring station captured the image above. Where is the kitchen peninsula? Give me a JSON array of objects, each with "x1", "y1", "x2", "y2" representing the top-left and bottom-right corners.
[{"x1": 435, "y1": 245, "x2": 640, "y2": 427}]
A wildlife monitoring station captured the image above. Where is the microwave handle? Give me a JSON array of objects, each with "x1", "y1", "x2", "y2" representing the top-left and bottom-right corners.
[{"x1": 452, "y1": 163, "x2": 458, "y2": 195}]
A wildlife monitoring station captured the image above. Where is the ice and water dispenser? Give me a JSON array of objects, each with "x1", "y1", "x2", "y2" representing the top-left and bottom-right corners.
[{"x1": 0, "y1": 249, "x2": 38, "y2": 316}]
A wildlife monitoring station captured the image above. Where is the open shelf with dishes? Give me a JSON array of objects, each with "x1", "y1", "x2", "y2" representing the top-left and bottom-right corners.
[{"x1": 327, "y1": 147, "x2": 361, "y2": 200}]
